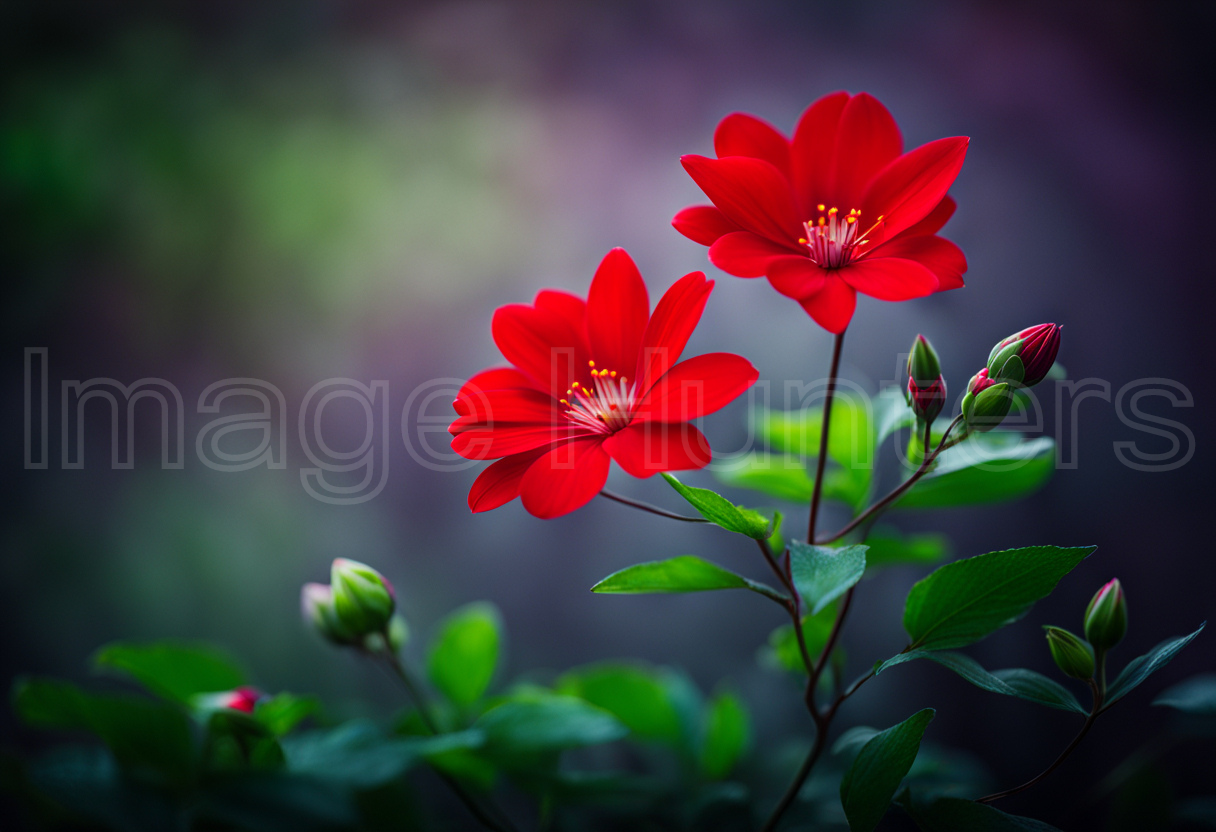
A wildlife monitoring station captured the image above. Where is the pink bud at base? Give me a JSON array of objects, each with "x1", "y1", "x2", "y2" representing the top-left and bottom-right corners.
[
  {"x1": 908, "y1": 376, "x2": 946, "y2": 424},
  {"x1": 220, "y1": 686, "x2": 265, "y2": 714}
]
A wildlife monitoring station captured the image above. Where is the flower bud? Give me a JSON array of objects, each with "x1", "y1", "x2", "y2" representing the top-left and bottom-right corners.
[
  {"x1": 961, "y1": 378, "x2": 1013, "y2": 432},
  {"x1": 1084, "y1": 579, "x2": 1127, "y2": 651},
  {"x1": 218, "y1": 686, "x2": 265, "y2": 714},
  {"x1": 1044, "y1": 626, "x2": 1094, "y2": 680},
  {"x1": 987, "y1": 324, "x2": 1061, "y2": 387},
  {"x1": 330, "y1": 559, "x2": 396, "y2": 636},
  {"x1": 906, "y1": 336, "x2": 946, "y2": 424},
  {"x1": 907, "y1": 335, "x2": 942, "y2": 385},
  {"x1": 301, "y1": 582, "x2": 357, "y2": 645}
]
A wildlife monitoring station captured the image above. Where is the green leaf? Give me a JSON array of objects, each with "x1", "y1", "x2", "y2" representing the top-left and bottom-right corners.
[
  {"x1": 255, "y1": 693, "x2": 321, "y2": 736},
  {"x1": 714, "y1": 454, "x2": 812, "y2": 502},
  {"x1": 897, "y1": 435, "x2": 1055, "y2": 509},
  {"x1": 555, "y1": 664, "x2": 683, "y2": 745},
  {"x1": 907, "y1": 795, "x2": 1063, "y2": 831},
  {"x1": 902, "y1": 545, "x2": 1095, "y2": 651},
  {"x1": 1104, "y1": 624, "x2": 1205, "y2": 708},
  {"x1": 282, "y1": 720, "x2": 483, "y2": 789},
  {"x1": 93, "y1": 641, "x2": 245, "y2": 703},
  {"x1": 591, "y1": 556, "x2": 783, "y2": 602},
  {"x1": 993, "y1": 669, "x2": 1088, "y2": 714},
  {"x1": 427, "y1": 603, "x2": 502, "y2": 708},
  {"x1": 661, "y1": 473, "x2": 771, "y2": 538},
  {"x1": 865, "y1": 528, "x2": 950, "y2": 568},
  {"x1": 874, "y1": 387, "x2": 917, "y2": 448},
  {"x1": 755, "y1": 400, "x2": 876, "y2": 510},
  {"x1": 894, "y1": 652, "x2": 1087, "y2": 714},
  {"x1": 1153, "y1": 672, "x2": 1216, "y2": 715},
  {"x1": 767, "y1": 510, "x2": 785, "y2": 558},
  {"x1": 476, "y1": 694, "x2": 628, "y2": 754},
  {"x1": 12, "y1": 677, "x2": 194, "y2": 782},
  {"x1": 832, "y1": 726, "x2": 881, "y2": 758},
  {"x1": 840, "y1": 708, "x2": 935, "y2": 832},
  {"x1": 700, "y1": 690, "x2": 750, "y2": 779},
  {"x1": 789, "y1": 542, "x2": 867, "y2": 616}
]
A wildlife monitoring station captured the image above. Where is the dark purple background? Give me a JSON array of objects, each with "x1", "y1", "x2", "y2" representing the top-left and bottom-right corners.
[{"x1": 3, "y1": 1, "x2": 1213, "y2": 828}]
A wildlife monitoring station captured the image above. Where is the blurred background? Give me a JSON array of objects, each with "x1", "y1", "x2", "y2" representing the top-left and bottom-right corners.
[{"x1": 3, "y1": 0, "x2": 1213, "y2": 828}]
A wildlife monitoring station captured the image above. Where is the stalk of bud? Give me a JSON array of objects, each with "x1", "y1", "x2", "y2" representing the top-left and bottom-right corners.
[
  {"x1": 331, "y1": 559, "x2": 396, "y2": 636},
  {"x1": 988, "y1": 323, "x2": 1061, "y2": 387},
  {"x1": 301, "y1": 582, "x2": 357, "y2": 645},
  {"x1": 1044, "y1": 626, "x2": 1095, "y2": 680},
  {"x1": 907, "y1": 335, "x2": 946, "y2": 424},
  {"x1": 1084, "y1": 579, "x2": 1127, "y2": 651},
  {"x1": 961, "y1": 369, "x2": 1012, "y2": 432}
]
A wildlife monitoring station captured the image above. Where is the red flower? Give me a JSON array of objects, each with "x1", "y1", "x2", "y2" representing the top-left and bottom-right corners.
[
  {"x1": 674, "y1": 91, "x2": 969, "y2": 333},
  {"x1": 451, "y1": 248, "x2": 759, "y2": 519}
]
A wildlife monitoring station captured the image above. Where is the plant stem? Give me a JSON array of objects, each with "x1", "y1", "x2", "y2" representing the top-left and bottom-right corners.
[
  {"x1": 379, "y1": 649, "x2": 519, "y2": 832},
  {"x1": 757, "y1": 538, "x2": 815, "y2": 676},
  {"x1": 817, "y1": 415, "x2": 966, "y2": 544},
  {"x1": 599, "y1": 489, "x2": 708, "y2": 523},
  {"x1": 977, "y1": 679, "x2": 1104, "y2": 805},
  {"x1": 807, "y1": 332, "x2": 846, "y2": 542},
  {"x1": 759, "y1": 726, "x2": 829, "y2": 832}
]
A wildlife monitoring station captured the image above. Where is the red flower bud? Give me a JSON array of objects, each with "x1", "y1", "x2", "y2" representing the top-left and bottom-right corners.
[
  {"x1": 967, "y1": 367, "x2": 996, "y2": 395},
  {"x1": 219, "y1": 686, "x2": 264, "y2": 714},
  {"x1": 988, "y1": 323, "x2": 1061, "y2": 387},
  {"x1": 907, "y1": 377, "x2": 946, "y2": 424}
]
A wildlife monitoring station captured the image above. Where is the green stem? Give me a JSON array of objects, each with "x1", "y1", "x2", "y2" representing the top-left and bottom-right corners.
[
  {"x1": 599, "y1": 489, "x2": 708, "y2": 523},
  {"x1": 976, "y1": 679, "x2": 1105, "y2": 805},
  {"x1": 817, "y1": 415, "x2": 965, "y2": 544},
  {"x1": 379, "y1": 649, "x2": 519, "y2": 832},
  {"x1": 807, "y1": 332, "x2": 846, "y2": 543}
]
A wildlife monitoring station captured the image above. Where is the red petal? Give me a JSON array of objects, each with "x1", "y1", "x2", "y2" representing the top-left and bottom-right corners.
[
  {"x1": 868, "y1": 234, "x2": 967, "y2": 292},
  {"x1": 839, "y1": 257, "x2": 939, "y2": 301},
  {"x1": 862, "y1": 137, "x2": 969, "y2": 242},
  {"x1": 449, "y1": 388, "x2": 563, "y2": 434},
  {"x1": 492, "y1": 303, "x2": 591, "y2": 396},
  {"x1": 714, "y1": 112, "x2": 792, "y2": 179},
  {"x1": 798, "y1": 274, "x2": 857, "y2": 333},
  {"x1": 672, "y1": 205, "x2": 742, "y2": 246},
  {"x1": 468, "y1": 448, "x2": 548, "y2": 513},
  {"x1": 586, "y1": 248, "x2": 650, "y2": 375},
  {"x1": 636, "y1": 271, "x2": 713, "y2": 391},
  {"x1": 534, "y1": 290, "x2": 587, "y2": 334},
  {"x1": 519, "y1": 438, "x2": 611, "y2": 518},
  {"x1": 900, "y1": 195, "x2": 956, "y2": 238},
  {"x1": 829, "y1": 92, "x2": 903, "y2": 208},
  {"x1": 635, "y1": 353, "x2": 759, "y2": 422},
  {"x1": 766, "y1": 256, "x2": 827, "y2": 299},
  {"x1": 680, "y1": 155, "x2": 801, "y2": 246},
  {"x1": 791, "y1": 91, "x2": 849, "y2": 213},
  {"x1": 602, "y1": 422, "x2": 712, "y2": 479},
  {"x1": 454, "y1": 367, "x2": 535, "y2": 417},
  {"x1": 452, "y1": 421, "x2": 586, "y2": 461},
  {"x1": 708, "y1": 231, "x2": 797, "y2": 277}
]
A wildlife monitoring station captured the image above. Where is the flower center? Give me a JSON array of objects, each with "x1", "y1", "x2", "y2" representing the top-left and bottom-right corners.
[
  {"x1": 560, "y1": 360, "x2": 637, "y2": 434},
  {"x1": 798, "y1": 205, "x2": 884, "y2": 269}
]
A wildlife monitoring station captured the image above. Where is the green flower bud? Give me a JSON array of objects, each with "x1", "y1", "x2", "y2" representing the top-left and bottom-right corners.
[
  {"x1": 331, "y1": 559, "x2": 396, "y2": 636},
  {"x1": 1084, "y1": 579, "x2": 1127, "y2": 651},
  {"x1": 301, "y1": 582, "x2": 358, "y2": 645},
  {"x1": 1044, "y1": 626, "x2": 1095, "y2": 680},
  {"x1": 907, "y1": 335, "x2": 942, "y2": 384},
  {"x1": 964, "y1": 381, "x2": 1013, "y2": 432}
]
